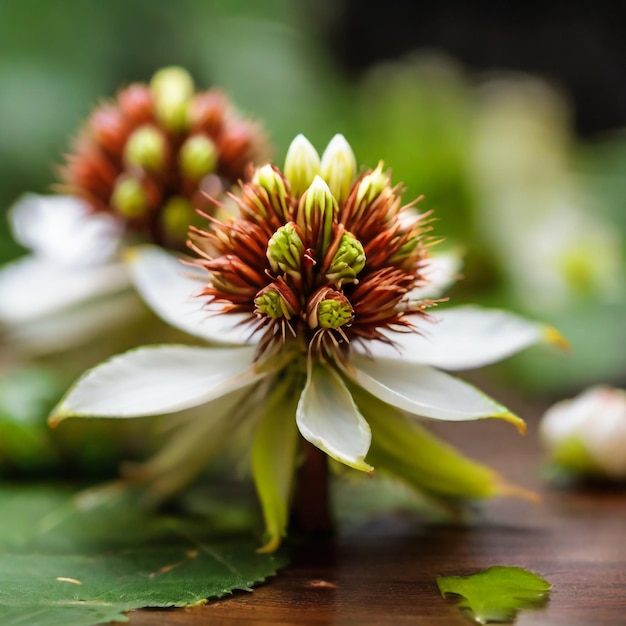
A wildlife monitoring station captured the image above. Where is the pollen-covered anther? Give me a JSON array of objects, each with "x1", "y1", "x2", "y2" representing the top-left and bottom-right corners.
[
  {"x1": 123, "y1": 125, "x2": 167, "y2": 172},
  {"x1": 324, "y1": 231, "x2": 366, "y2": 286},
  {"x1": 266, "y1": 222, "x2": 305, "y2": 280},
  {"x1": 307, "y1": 288, "x2": 354, "y2": 330}
]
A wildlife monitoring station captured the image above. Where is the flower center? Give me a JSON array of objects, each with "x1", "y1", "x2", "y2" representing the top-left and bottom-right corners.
[{"x1": 191, "y1": 135, "x2": 433, "y2": 363}]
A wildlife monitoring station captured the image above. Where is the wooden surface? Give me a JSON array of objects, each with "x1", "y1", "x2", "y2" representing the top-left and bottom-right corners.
[{"x1": 126, "y1": 395, "x2": 626, "y2": 626}]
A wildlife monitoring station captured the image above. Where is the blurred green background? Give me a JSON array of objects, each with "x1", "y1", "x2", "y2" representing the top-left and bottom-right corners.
[{"x1": 1, "y1": 0, "x2": 625, "y2": 473}]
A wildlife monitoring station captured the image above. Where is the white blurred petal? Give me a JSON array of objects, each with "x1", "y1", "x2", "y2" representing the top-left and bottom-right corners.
[
  {"x1": 127, "y1": 245, "x2": 257, "y2": 345},
  {"x1": 52, "y1": 344, "x2": 264, "y2": 421},
  {"x1": 10, "y1": 194, "x2": 122, "y2": 267},
  {"x1": 348, "y1": 354, "x2": 521, "y2": 427},
  {"x1": 4, "y1": 291, "x2": 145, "y2": 356},
  {"x1": 0, "y1": 255, "x2": 131, "y2": 324},
  {"x1": 296, "y1": 362, "x2": 372, "y2": 472},
  {"x1": 406, "y1": 252, "x2": 462, "y2": 300},
  {"x1": 357, "y1": 305, "x2": 554, "y2": 371}
]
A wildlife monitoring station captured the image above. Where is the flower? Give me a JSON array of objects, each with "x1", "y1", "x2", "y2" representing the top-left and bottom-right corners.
[
  {"x1": 51, "y1": 135, "x2": 562, "y2": 551},
  {"x1": 540, "y1": 386, "x2": 626, "y2": 479},
  {"x1": 0, "y1": 67, "x2": 268, "y2": 355}
]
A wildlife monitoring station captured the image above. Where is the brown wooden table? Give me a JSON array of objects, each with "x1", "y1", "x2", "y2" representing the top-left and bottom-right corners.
[{"x1": 126, "y1": 390, "x2": 626, "y2": 625}]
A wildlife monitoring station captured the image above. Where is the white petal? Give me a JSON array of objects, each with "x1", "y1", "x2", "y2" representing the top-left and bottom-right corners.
[
  {"x1": 0, "y1": 255, "x2": 131, "y2": 324},
  {"x1": 296, "y1": 362, "x2": 372, "y2": 472},
  {"x1": 10, "y1": 194, "x2": 122, "y2": 267},
  {"x1": 52, "y1": 344, "x2": 264, "y2": 421},
  {"x1": 406, "y1": 251, "x2": 462, "y2": 300},
  {"x1": 347, "y1": 354, "x2": 523, "y2": 428},
  {"x1": 4, "y1": 291, "x2": 145, "y2": 356},
  {"x1": 126, "y1": 245, "x2": 256, "y2": 345},
  {"x1": 358, "y1": 305, "x2": 559, "y2": 371}
]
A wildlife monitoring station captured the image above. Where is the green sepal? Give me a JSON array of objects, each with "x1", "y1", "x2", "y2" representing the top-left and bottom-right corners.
[
  {"x1": 251, "y1": 374, "x2": 301, "y2": 553},
  {"x1": 350, "y1": 384, "x2": 508, "y2": 501}
]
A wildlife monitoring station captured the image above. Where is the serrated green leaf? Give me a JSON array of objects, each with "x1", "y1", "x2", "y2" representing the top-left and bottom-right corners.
[
  {"x1": 0, "y1": 486, "x2": 288, "y2": 626},
  {"x1": 437, "y1": 566, "x2": 551, "y2": 624}
]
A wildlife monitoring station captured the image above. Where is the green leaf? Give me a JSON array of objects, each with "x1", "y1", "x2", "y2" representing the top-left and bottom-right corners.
[
  {"x1": 0, "y1": 368, "x2": 61, "y2": 471},
  {"x1": 437, "y1": 566, "x2": 551, "y2": 624},
  {"x1": 0, "y1": 485, "x2": 288, "y2": 626}
]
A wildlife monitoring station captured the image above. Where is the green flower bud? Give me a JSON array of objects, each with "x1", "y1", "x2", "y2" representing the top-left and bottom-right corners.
[
  {"x1": 253, "y1": 164, "x2": 290, "y2": 222},
  {"x1": 124, "y1": 125, "x2": 167, "y2": 172},
  {"x1": 284, "y1": 134, "x2": 320, "y2": 197},
  {"x1": 355, "y1": 161, "x2": 390, "y2": 206},
  {"x1": 326, "y1": 231, "x2": 366, "y2": 286},
  {"x1": 150, "y1": 66, "x2": 195, "y2": 132},
  {"x1": 297, "y1": 176, "x2": 337, "y2": 260},
  {"x1": 320, "y1": 134, "x2": 357, "y2": 205},
  {"x1": 266, "y1": 223, "x2": 304, "y2": 279},
  {"x1": 179, "y1": 135, "x2": 217, "y2": 181},
  {"x1": 161, "y1": 196, "x2": 194, "y2": 242},
  {"x1": 111, "y1": 177, "x2": 149, "y2": 218},
  {"x1": 307, "y1": 289, "x2": 354, "y2": 329},
  {"x1": 254, "y1": 286, "x2": 296, "y2": 320}
]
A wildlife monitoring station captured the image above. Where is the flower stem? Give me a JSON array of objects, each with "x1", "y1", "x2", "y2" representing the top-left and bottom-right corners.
[{"x1": 291, "y1": 437, "x2": 333, "y2": 534}]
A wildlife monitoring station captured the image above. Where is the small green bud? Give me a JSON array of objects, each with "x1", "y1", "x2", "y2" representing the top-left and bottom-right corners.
[
  {"x1": 124, "y1": 125, "x2": 167, "y2": 172},
  {"x1": 320, "y1": 134, "x2": 357, "y2": 205},
  {"x1": 161, "y1": 196, "x2": 194, "y2": 242},
  {"x1": 318, "y1": 298, "x2": 353, "y2": 329},
  {"x1": 307, "y1": 289, "x2": 353, "y2": 330},
  {"x1": 326, "y1": 231, "x2": 366, "y2": 285},
  {"x1": 266, "y1": 223, "x2": 304, "y2": 279},
  {"x1": 253, "y1": 164, "x2": 290, "y2": 222},
  {"x1": 284, "y1": 134, "x2": 320, "y2": 197},
  {"x1": 111, "y1": 177, "x2": 149, "y2": 218},
  {"x1": 355, "y1": 161, "x2": 390, "y2": 206},
  {"x1": 297, "y1": 176, "x2": 337, "y2": 260},
  {"x1": 150, "y1": 66, "x2": 195, "y2": 132},
  {"x1": 255, "y1": 286, "x2": 295, "y2": 320},
  {"x1": 179, "y1": 135, "x2": 218, "y2": 180}
]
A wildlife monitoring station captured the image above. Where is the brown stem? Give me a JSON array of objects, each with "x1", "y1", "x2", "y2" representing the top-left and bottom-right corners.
[{"x1": 291, "y1": 436, "x2": 333, "y2": 534}]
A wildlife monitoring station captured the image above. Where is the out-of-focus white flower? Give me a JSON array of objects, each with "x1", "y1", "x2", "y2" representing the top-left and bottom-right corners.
[
  {"x1": 0, "y1": 195, "x2": 137, "y2": 355},
  {"x1": 51, "y1": 135, "x2": 562, "y2": 551},
  {"x1": 471, "y1": 77, "x2": 623, "y2": 311},
  {"x1": 540, "y1": 386, "x2": 626, "y2": 479},
  {"x1": 0, "y1": 67, "x2": 268, "y2": 356}
]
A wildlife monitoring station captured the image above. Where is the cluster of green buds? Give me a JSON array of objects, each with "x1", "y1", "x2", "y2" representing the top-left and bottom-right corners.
[
  {"x1": 60, "y1": 67, "x2": 268, "y2": 250},
  {"x1": 189, "y1": 134, "x2": 432, "y2": 362}
]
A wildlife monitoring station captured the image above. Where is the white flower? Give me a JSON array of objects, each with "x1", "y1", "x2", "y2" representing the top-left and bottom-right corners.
[
  {"x1": 50, "y1": 135, "x2": 563, "y2": 551},
  {"x1": 540, "y1": 386, "x2": 626, "y2": 479},
  {"x1": 0, "y1": 67, "x2": 268, "y2": 356},
  {"x1": 0, "y1": 194, "x2": 137, "y2": 355}
]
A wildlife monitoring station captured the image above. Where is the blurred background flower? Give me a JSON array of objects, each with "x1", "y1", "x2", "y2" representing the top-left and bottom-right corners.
[{"x1": 1, "y1": 0, "x2": 625, "y2": 477}]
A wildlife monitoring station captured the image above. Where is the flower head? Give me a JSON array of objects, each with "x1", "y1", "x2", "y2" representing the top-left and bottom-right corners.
[
  {"x1": 59, "y1": 66, "x2": 268, "y2": 250},
  {"x1": 189, "y1": 134, "x2": 433, "y2": 364},
  {"x1": 52, "y1": 135, "x2": 564, "y2": 551}
]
